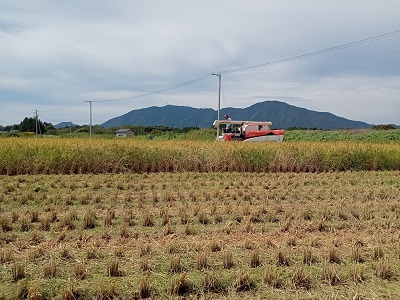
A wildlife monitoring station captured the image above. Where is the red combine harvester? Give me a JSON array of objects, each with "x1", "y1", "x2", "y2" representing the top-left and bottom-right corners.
[{"x1": 213, "y1": 120, "x2": 284, "y2": 142}]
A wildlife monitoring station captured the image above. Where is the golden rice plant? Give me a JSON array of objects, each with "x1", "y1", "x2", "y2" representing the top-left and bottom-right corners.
[
  {"x1": 164, "y1": 221, "x2": 174, "y2": 236},
  {"x1": 107, "y1": 259, "x2": 121, "y2": 277},
  {"x1": 197, "y1": 209, "x2": 209, "y2": 225},
  {"x1": 30, "y1": 210, "x2": 39, "y2": 223},
  {"x1": 203, "y1": 272, "x2": 224, "y2": 293},
  {"x1": 27, "y1": 285, "x2": 43, "y2": 300},
  {"x1": 196, "y1": 251, "x2": 208, "y2": 270},
  {"x1": 328, "y1": 247, "x2": 341, "y2": 264},
  {"x1": 167, "y1": 243, "x2": 180, "y2": 254},
  {"x1": 209, "y1": 240, "x2": 221, "y2": 252},
  {"x1": 160, "y1": 209, "x2": 169, "y2": 226},
  {"x1": 119, "y1": 222, "x2": 130, "y2": 238},
  {"x1": 179, "y1": 207, "x2": 188, "y2": 225},
  {"x1": 0, "y1": 215, "x2": 12, "y2": 232},
  {"x1": 375, "y1": 259, "x2": 392, "y2": 279},
  {"x1": 43, "y1": 261, "x2": 57, "y2": 278},
  {"x1": 16, "y1": 282, "x2": 29, "y2": 300},
  {"x1": 350, "y1": 263, "x2": 365, "y2": 283},
  {"x1": 303, "y1": 247, "x2": 313, "y2": 265},
  {"x1": 11, "y1": 262, "x2": 25, "y2": 281},
  {"x1": 29, "y1": 247, "x2": 45, "y2": 260},
  {"x1": 139, "y1": 244, "x2": 151, "y2": 257},
  {"x1": 169, "y1": 254, "x2": 182, "y2": 273},
  {"x1": 250, "y1": 249, "x2": 261, "y2": 268},
  {"x1": 103, "y1": 209, "x2": 115, "y2": 227},
  {"x1": 351, "y1": 246, "x2": 364, "y2": 263},
  {"x1": 114, "y1": 247, "x2": 124, "y2": 258},
  {"x1": 139, "y1": 275, "x2": 151, "y2": 298},
  {"x1": 277, "y1": 249, "x2": 290, "y2": 266},
  {"x1": 83, "y1": 211, "x2": 97, "y2": 229},
  {"x1": 142, "y1": 209, "x2": 154, "y2": 227},
  {"x1": 292, "y1": 265, "x2": 311, "y2": 289},
  {"x1": 0, "y1": 249, "x2": 14, "y2": 263},
  {"x1": 96, "y1": 282, "x2": 118, "y2": 299},
  {"x1": 60, "y1": 284, "x2": 83, "y2": 300},
  {"x1": 264, "y1": 265, "x2": 282, "y2": 288},
  {"x1": 223, "y1": 251, "x2": 234, "y2": 269},
  {"x1": 11, "y1": 210, "x2": 19, "y2": 223},
  {"x1": 234, "y1": 272, "x2": 255, "y2": 292},
  {"x1": 140, "y1": 258, "x2": 151, "y2": 272},
  {"x1": 373, "y1": 246, "x2": 385, "y2": 261},
  {"x1": 59, "y1": 214, "x2": 74, "y2": 230},
  {"x1": 86, "y1": 247, "x2": 100, "y2": 259},
  {"x1": 39, "y1": 216, "x2": 51, "y2": 231},
  {"x1": 322, "y1": 261, "x2": 340, "y2": 285},
  {"x1": 19, "y1": 214, "x2": 30, "y2": 232},
  {"x1": 74, "y1": 262, "x2": 87, "y2": 280},
  {"x1": 170, "y1": 273, "x2": 190, "y2": 296},
  {"x1": 60, "y1": 246, "x2": 73, "y2": 259}
]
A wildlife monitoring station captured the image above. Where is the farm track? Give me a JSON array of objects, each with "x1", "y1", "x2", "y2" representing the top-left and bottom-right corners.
[{"x1": 1, "y1": 171, "x2": 400, "y2": 299}]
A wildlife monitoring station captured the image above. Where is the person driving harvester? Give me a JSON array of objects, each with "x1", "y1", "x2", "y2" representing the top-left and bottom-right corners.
[{"x1": 224, "y1": 114, "x2": 232, "y2": 132}]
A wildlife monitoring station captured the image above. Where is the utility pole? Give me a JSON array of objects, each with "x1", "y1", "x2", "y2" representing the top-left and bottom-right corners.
[
  {"x1": 34, "y1": 110, "x2": 38, "y2": 138},
  {"x1": 85, "y1": 101, "x2": 92, "y2": 139},
  {"x1": 212, "y1": 73, "x2": 221, "y2": 138}
]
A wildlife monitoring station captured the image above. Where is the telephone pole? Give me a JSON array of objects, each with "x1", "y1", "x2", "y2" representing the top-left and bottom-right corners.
[
  {"x1": 34, "y1": 110, "x2": 38, "y2": 138},
  {"x1": 85, "y1": 101, "x2": 92, "y2": 139},
  {"x1": 212, "y1": 73, "x2": 221, "y2": 138}
]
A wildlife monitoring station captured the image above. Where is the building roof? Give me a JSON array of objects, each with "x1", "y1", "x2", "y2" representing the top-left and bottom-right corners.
[{"x1": 116, "y1": 128, "x2": 133, "y2": 133}]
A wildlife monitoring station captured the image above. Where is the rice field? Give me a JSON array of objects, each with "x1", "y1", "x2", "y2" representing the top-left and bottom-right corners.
[
  {"x1": 0, "y1": 138, "x2": 399, "y2": 174},
  {"x1": 0, "y1": 138, "x2": 399, "y2": 299},
  {"x1": 1, "y1": 170, "x2": 400, "y2": 299}
]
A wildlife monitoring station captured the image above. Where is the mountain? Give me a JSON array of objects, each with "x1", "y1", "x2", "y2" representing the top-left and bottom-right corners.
[
  {"x1": 102, "y1": 105, "x2": 216, "y2": 129},
  {"x1": 102, "y1": 100, "x2": 372, "y2": 130},
  {"x1": 54, "y1": 122, "x2": 78, "y2": 129}
]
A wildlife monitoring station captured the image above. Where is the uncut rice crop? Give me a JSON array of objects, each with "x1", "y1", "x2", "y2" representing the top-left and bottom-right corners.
[{"x1": 0, "y1": 138, "x2": 399, "y2": 175}]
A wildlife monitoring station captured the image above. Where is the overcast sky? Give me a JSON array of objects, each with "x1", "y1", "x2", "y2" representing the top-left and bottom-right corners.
[{"x1": 1, "y1": 1, "x2": 399, "y2": 126}]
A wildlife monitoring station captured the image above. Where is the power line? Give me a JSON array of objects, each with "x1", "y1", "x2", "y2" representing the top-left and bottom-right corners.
[
  {"x1": 92, "y1": 74, "x2": 214, "y2": 103},
  {"x1": 38, "y1": 114, "x2": 68, "y2": 124},
  {"x1": 87, "y1": 29, "x2": 400, "y2": 103},
  {"x1": 219, "y1": 29, "x2": 400, "y2": 74}
]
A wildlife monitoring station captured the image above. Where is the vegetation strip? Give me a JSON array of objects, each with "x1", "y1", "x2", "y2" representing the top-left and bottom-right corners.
[{"x1": 1, "y1": 139, "x2": 400, "y2": 175}]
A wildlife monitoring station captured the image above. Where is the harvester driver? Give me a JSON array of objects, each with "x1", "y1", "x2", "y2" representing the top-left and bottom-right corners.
[{"x1": 224, "y1": 115, "x2": 232, "y2": 132}]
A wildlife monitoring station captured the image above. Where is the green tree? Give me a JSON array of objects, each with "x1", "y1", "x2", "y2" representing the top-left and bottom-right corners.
[
  {"x1": 19, "y1": 117, "x2": 46, "y2": 133},
  {"x1": 372, "y1": 124, "x2": 396, "y2": 130}
]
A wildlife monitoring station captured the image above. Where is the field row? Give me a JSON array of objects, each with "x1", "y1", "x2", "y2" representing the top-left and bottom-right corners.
[
  {"x1": 1, "y1": 171, "x2": 399, "y2": 299},
  {"x1": 1, "y1": 138, "x2": 400, "y2": 175}
]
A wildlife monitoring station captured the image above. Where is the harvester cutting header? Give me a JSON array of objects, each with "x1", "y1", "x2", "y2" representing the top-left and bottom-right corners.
[{"x1": 213, "y1": 117, "x2": 284, "y2": 142}]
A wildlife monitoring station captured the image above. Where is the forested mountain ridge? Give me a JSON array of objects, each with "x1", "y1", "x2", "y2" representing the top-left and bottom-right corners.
[{"x1": 102, "y1": 100, "x2": 372, "y2": 130}]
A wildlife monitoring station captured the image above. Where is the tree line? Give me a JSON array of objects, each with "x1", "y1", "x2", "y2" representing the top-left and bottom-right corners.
[
  {"x1": 0, "y1": 117, "x2": 200, "y2": 136},
  {"x1": 0, "y1": 117, "x2": 53, "y2": 134}
]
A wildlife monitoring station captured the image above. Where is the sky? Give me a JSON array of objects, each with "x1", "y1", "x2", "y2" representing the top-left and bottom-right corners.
[{"x1": 0, "y1": 1, "x2": 399, "y2": 126}]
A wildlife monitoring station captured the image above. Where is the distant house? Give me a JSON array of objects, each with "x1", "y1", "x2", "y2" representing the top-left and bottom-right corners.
[{"x1": 115, "y1": 129, "x2": 135, "y2": 137}]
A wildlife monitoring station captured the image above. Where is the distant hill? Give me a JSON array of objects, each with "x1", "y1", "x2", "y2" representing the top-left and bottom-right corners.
[
  {"x1": 102, "y1": 100, "x2": 372, "y2": 130},
  {"x1": 54, "y1": 122, "x2": 78, "y2": 129}
]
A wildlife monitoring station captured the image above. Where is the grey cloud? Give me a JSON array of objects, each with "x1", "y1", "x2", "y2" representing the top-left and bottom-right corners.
[{"x1": 1, "y1": 0, "x2": 399, "y2": 126}]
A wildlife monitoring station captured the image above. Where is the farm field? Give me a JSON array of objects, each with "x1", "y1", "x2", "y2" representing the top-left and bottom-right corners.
[
  {"x1": 1, "y1": 139, "x2": 400, "y2": 175},
  {"x1": 1, "y1": 171, "x2": 400, "y2": 299},
  {"x1": 284, "y1": 129, "x2": 400, "y2": 142}
]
